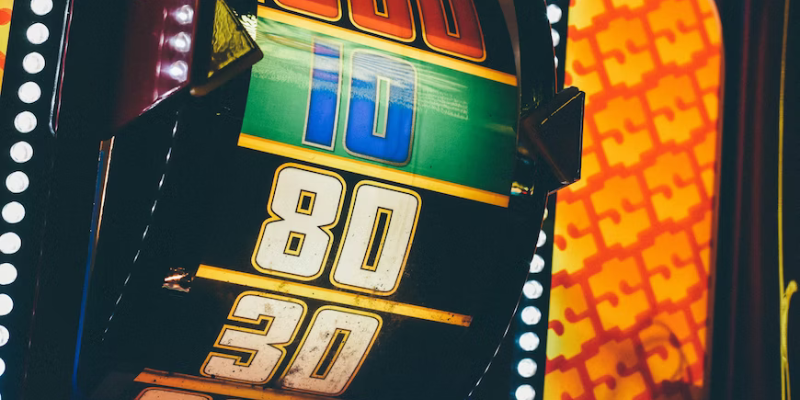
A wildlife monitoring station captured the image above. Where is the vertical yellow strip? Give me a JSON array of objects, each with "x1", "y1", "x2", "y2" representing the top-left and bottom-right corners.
[
  {"x1": 0, "y1": 0, "x2": 15, "y2": 95},
  {"x1": 779, "y1": 0, "x2": 792, "y2": 398}
]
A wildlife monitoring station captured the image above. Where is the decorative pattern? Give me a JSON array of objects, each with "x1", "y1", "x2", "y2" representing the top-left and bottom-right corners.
[
  {"x1": 544, "y1": 0, "x2": 721, "y2": 398},
  {"x1": 0, "y1": 0, "x2": 11, "y2": 94}
]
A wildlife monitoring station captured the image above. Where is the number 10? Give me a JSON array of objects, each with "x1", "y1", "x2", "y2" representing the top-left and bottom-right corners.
[{"x1": 302, "y1": 41, "x2": 417, "y2": 166}]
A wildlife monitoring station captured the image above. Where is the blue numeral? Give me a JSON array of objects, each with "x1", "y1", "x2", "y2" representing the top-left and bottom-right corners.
[
  {"x1": 344, "y1": 51, "x2": 416, "y2": 165},
  {"x1": 303, "y1": 41, "x2": 342, "y2": 150},
  {"x1": 304, "y1": 43, "x2": 417, "y2": 165}
]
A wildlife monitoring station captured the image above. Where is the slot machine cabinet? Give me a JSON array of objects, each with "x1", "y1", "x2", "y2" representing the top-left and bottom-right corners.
[{"x1": 3, "y1": 0, "x2": 584, "y2": 398}]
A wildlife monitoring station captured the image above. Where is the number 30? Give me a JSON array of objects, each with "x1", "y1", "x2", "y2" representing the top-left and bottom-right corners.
[
  {"x1": 201, "y1": 292, "x2": 382, "y2": 395},
  {"x1": 252, "y1": 163, "x2": 421, "y2": 295}
]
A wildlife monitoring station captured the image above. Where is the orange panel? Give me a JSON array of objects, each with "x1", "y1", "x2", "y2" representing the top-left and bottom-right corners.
[{"x1": 546, "y1": 0, "x2": 722, "y2": 398}]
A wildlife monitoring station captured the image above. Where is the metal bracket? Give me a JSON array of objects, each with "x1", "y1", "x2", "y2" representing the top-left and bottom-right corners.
[{"x1": 518, "y1": 86, "x2": 585, "y2": 193}]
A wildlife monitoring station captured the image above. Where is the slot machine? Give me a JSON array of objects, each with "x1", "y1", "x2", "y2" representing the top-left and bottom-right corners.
[{"x1": 0, "y1": 0, "x2": 584, "y2": 398}]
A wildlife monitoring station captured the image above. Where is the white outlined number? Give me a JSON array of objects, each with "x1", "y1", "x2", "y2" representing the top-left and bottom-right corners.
[
  {"x1": 332, "y1": 181, "x2": 420, "y2": 295},
  {"x1": 203, "y1": 294, "x2": 382, "y2": 395},
  {"x1": 201, "y1": 292, "x2": 307, "y2": 383},
  {"x1": 252, "y1": 165, "x2": 345, "y2": 280},
  {"x1": 253, "y1": 164, "x2": 420, "y2": 295},
  {"x1": 280, "y1": 306, "x2": 382, "y2": 395}
]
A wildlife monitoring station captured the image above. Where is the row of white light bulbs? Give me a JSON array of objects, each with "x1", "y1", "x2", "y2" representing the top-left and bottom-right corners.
[
  {"x1": 0, "y1": 0, "x2": 57, "y2": 383},
  {"x1": 514, "y1": 6, "x2": 564, "y2": 399},
  {"x1": 0, "y1": 3, "x2": 194, "y2": 380},
  {"x1": 513, "y1": 224, "x2": 547, "y2": 400},
  {"x1": 548, "y1": 4, "x2": 562, "y2": 68},
  {"x1": 166, "y1": 5, "x2": 195, "y2": 82}
]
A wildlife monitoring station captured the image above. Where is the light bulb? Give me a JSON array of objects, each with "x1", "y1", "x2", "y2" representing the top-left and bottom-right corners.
[
  {"x1": 14, "y1": 111, "x2": 37, "y2": 133},
  {"x1": 519, "y1": 332, "x2": 540, "y2": 351},
  {"x1": 537, "y1": 230, "x2": 547, "y2": 248},
  {"x1": 6, "y1": 172, "x2": 29, "y2": 194},
  {"x1": 521, "y1": 306, "x2": 541, "y2": 325},
  {"x1": 168, "y1": 61, "x2": 188, "y2": 81},
  {"x1": 515, "y1": 384, "x2": 535, "y2": 400},
  {"x1": 551, "y1": 28, "x2": 561, "y2": 47},
  {"x1": 517, "y1": 358, "x2": 537, "y2": 378},
  {"x1": 26, "y1": 23, "x2": 49, "y2": 44},
  {"x1": 0, "y1": 325, "x2": 9, "y2": 347},
  {"x1": 31, "y1": 0, "x2": 53, "y2": 15},
  {"x1": 0, "y1": 234, "x2": 21, "y2": 255},
  {"x1": 523, "y1": 280, "x2": 543, "y2": 299},
  {"x1": 174, "y1": 5, "x2": 194, "y2": 24},
  {"x1": 547, "y1": 4, "x2": 562, "y2": 24},
  {"x1": 170, "y1": 32, "x2": 192, "y2": 52},
  {"x1": 530, "y1": 254, "x2": 545, "y2": 273},
  {"x1": 2, "y1": 202, "x2": 25, "y2": 224},
  {"x1": 10, "y1": 142, "x2": 33, "y2": 164},
  {"x1": 18, "y1": 82, "x2": 41, "y2": 103},
  {"x1": 0, "y1": 264, "x2": 17, "y2": 285},
  {"x1": 0, "y1": 294, "x2": 13, "y2": 316},
  {"x1": 23, "y1": 52, "x2": 45, "y2": 74}
]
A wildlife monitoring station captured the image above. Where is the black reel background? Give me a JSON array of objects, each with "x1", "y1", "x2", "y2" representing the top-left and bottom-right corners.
[{"x1": 70, "y1": 0, "x2": 559, "y2": 399}]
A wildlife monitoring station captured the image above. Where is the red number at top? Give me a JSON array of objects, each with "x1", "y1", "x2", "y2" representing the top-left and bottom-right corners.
[
  {"x1": 276, "y1": 0, "x2": 342, "y2": 20},
  {"x1": 417, "y1": 0, "x2": 485, "y2": 61},
  {"x1": 272, "y1": 0, "x2": 486, "y2": 61},
  {"x1": 349, "y1": 0, "x2": 416, "y2": 42}
]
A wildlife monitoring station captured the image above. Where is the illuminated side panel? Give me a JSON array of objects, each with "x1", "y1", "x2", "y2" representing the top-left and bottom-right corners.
[
  {"x1": 545, "y1": 0, "x2": 722, "y2": 399},
  {"x1": 0, "y1": 0, "x2": 11, "y2": 94}
]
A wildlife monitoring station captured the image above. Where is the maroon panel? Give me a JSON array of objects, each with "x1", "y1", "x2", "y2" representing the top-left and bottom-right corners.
[{"x1": 115, "y1": 0, "x2": 200, "y2": 129}]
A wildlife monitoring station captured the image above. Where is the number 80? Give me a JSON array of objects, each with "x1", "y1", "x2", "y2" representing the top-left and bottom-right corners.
[{"x1": 252, "y1": 163, "x2": 421, "y2": 296}]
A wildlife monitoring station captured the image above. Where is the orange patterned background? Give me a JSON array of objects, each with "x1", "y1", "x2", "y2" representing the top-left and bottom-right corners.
[
  {"x1": 0, "y1": 0, "x2": 12, "y2": 95},
  {"x1": 544, "y1": 0, "x2": 721, "y2": 398}
]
